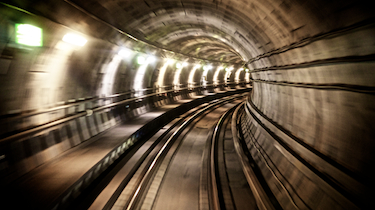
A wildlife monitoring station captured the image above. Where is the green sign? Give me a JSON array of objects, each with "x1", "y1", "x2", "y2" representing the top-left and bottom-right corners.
[{"x1": 15, "y1": 24, "x2": 43, "y2": 47}]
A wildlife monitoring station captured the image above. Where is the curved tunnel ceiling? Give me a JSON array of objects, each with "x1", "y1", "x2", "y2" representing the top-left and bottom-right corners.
[
  {"x1": 8, "y1": 0, "x2": 372, "y2": 65},
  {"x1": 1, "y1": 0, "x2": 375, "y2": 209},
  {"x1": 62, "y1": 0, "x2": 300, "y2": 63}
]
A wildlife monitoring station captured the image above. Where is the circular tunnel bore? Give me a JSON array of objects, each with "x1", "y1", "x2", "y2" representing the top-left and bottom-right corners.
[{"x1": 0, "y1": 0, "x2": 374, "y2": 209}]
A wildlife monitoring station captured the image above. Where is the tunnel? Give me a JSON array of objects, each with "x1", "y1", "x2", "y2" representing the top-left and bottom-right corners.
[{"x1": 0, "y1": 0, "x2": 374, "y2": 209}]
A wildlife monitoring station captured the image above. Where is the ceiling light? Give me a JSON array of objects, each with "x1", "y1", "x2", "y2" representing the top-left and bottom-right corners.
[
  {"x1": 62, "y1": 33, "x2": 87, "y2": 46},
  {"x1": 15, "y1": 24, "x2": 43, "y2": 47},
  {"x1": 203, "y1": 65, "x2": 212, "y2": 71},
  {"x1": 166, "y1": 59, "x2": 174, "y2": 65},
  {"x1": 225, "y1": 67, "x2": 234, "y2": 72},
  {"x1": 147, "y1": 55, "x2": 156, "y2": 63},
  {"x1": 118, "y1": 48, "x2": 132, "y2": 57},
  {"x1": 137, "y1": 56, "x2": 146, "y2": 65},
  {"x1": 176, "y1": 62, "x2": 182, "y2": 69}
]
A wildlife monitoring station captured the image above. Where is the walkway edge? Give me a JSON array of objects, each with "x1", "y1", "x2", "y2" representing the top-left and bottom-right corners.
[{"x1": 232, "y1": 102, "x2": 275, "y2": 210}]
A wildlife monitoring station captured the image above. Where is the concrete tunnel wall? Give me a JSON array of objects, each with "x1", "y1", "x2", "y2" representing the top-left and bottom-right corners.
[
  {"x1": 238, "y1": 1, "x2": 375, "y2": 209},
  {"x1": 0, "y1": 0, "x2": 375, "y2": 209},
  {"x1": 0, "y1": 3, "x2": 248, "y2": 183},
  {"x1": 0, "y1": 5, "x2": 244, "y2": 116}
]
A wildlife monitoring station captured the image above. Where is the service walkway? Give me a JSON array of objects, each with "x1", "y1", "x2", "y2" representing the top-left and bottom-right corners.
[
  {"x1": 1, "y1": 98, "x2": 197, "y2": 210},
  {"x1": 0, "y1": 89, "x2": 250, "y2": 210}
]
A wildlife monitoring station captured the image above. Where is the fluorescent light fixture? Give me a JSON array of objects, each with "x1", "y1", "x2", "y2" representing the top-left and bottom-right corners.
[
  {"x1": 203, "y1": 65, "x2": 212, "y2": 71},
  {"x1": 176, "y1": 62, "x2": 188, "y2": 69},
  {"x1": 15, "y1": 24, "x2": 43, "y2": 47},
  {"x1": 118, "y1": 48, "x2": 132, "y2": 57},
  {"x1": 62, "y1": 33, "x2": 87, "y2": 46},
  {"x1": 225, "y1": 67, "x2": 233, "y2": 72},
  {"x1": 176, "y1": 62, "x2": 182, "y2": 69},
  {"x1": 147, "y1": 55, "x2": 156, "y2": 63},
  {"x1": 137, "y1": 56, "x2": 146, "y2": 65},
  {"x1": 166, "y1": 59, "x2": 175, "y2": 65}
]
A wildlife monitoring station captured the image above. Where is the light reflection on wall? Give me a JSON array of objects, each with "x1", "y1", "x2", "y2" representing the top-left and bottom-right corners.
[
  {"x1": 100, "y1": 54, "x2": 122, "y2": 98},
  {"x1": 134, "y1": 56, "x2": 156, "y2": 96},
  {"x1": 100, "y1": 48, "x2": 134, "y2": 99},
  {"x1": 157, "y1": 59, "x2": 174, "y2": 92},
  {"x1": 173, "y1": 62, "x2": 187, "y2": 91},
  {"x1": 202, "y1": 65, "x2": 212, "y2": 88},
  {"x1": 245, "y1": 69, "x2": 250, "y2": 83},
  {"x1": 235, "y1": 68, "x2": 243, "y2": 84},
  {"x1": 173, "y1": 67, "x2": 182, "y2": 91},
  {"x1": 225, "y1": 67, "x2": 233, "y2": 85},
  {"x1": 213, "y1": 66, "x2": 223, "y2": 85},
  {"x1": 26, "y1": 41, "x2": 75, "y2": 110},
  {"x1": 188, "y1": 64, "x2": 201, "y2": 89}
]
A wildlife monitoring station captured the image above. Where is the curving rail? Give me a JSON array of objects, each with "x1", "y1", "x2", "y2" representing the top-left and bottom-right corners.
[
  {"x1": 209, "y1": 104, "x2": 240, "y2": 210},
  {"x1": 231, "y1": 102, "x2": 277, "y2": 210},
  {"x1": 123, "y1": 96, "x2": 239, "y2": 210}
]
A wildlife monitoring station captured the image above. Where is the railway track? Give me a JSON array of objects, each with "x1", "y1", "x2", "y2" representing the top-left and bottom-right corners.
[
  {"x1": 206, "y1": 103, "x2": 258, "y2": 210},
  {"x1": 64, "y1": 93, "x2": 257, "y2": 210}
]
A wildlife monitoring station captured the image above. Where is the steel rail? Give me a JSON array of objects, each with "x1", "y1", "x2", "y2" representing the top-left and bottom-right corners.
[
  {"x1": 48, "y1": 95, "x2": 238, "y2": 210},
  {"x1": 124, "y1": 96, "x2": 240, "y2": 210},
  {"x1": 101, "y1": 115, "x2": 187, "y2": 210},
  {"x1": 101, "y1": 100, "x2": 226, "y2": 210},
  {"x1": 209, "y1": 103, "x2": 240, "y2": 210}
]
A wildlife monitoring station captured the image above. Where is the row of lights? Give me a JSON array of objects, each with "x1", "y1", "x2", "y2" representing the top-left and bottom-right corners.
[
  {"x1": 159, "y1": 58, "x2": 249, "y2": 72},
  {"x1": 15, "y1": 24, "x2": 251, "y2": 72},
  {"x1": 15, "y1": 24, "x2": 88, "y2": 47}
]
